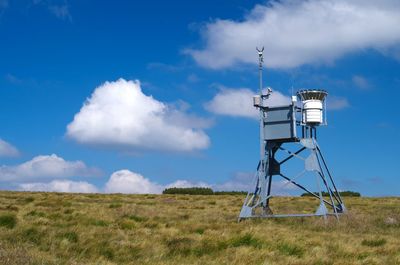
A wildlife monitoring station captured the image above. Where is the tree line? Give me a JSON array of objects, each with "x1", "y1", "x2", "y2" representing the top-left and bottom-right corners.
[{"x1": 162, "y1": 187, "x2": 246, "y2": 195}]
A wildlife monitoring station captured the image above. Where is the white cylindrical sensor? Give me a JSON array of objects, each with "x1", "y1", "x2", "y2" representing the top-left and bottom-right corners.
[
  {"x1": 303, "y1": 100, "x2": 323, "y2": 124},
  {"x1": 297, "y1": 89, "x2": 327, "y2": 126}
]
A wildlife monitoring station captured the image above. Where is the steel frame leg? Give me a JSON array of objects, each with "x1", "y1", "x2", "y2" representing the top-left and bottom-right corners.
[{"x1": 238, "y1": 139, "x2": 346, "y2": 221}]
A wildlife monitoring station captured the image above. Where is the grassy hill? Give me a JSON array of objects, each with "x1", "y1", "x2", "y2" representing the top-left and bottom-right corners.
[{"x1": 0, "y1": 191, "x2": 399, "y2": 264}]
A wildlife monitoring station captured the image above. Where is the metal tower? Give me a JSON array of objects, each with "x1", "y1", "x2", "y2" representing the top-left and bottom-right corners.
[{"x1": 238, "y1": 49, "x2": 346, "y2": 221}]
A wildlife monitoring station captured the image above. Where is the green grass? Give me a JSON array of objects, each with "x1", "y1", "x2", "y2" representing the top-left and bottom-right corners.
[
  {"x1": 58, "y1": 231, "x2": 79, "y2": 243},
  {"x1": 127, "y1": 214, "x2": 147, "y2": 222},
  {"x1": 21, "y1": 227, "x2": 43, "y2": 244},
  {"x1": 109, "y1": 203, "x2": 122, "y2": 208},
  {"x1": 229, "y1": 233, "x2": 263, "y2": 248},
  {"x1": 277, "y1": 242, "x2": 304, "y2": 257},
  {"x1": 361, "y1": 238, "x2": 387, "y2": 247},
  {"x1": 0, "y1": 213, "x2": 17, "y2": 229},
  {"x1": 0, "y1": 191, "x2": 399, "y2": 264}
]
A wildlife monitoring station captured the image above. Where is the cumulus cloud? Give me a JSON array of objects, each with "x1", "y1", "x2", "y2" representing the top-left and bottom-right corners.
[
  {"x1": 19, "y1": 180, "x2": 98, "y2": 193},
  {"x1": 165, "y1": 179, "x2": 210, "y2": 189},
  {"x1": 204, "y1": 88, "x2": 290, "y2": 119},
  {"x1": 0, "y1": 139, "x2": 19, "y2": 157},
  {"x1": 67, "y1": 79, "x2": 211, "y2": 152},
  {"x1": 187, "y1": 0, "x2": 400, "y2": 69},
  {"x1": 16, "y1": 167, "x2": 299, "y2": 195},
  {"x1": 102, "y1": 170, "x2": 296, "y2": 195},
  {"x1": 104, "y1": 170, "x2": 163, "y2": 194},
  {"x1": 213, "y1": 172, "x2": 255, "y2": 191},
  {"x1": 0, "y1": 154, "x2": 99, "y2": 181},
  {"x1": 17, "y1": 169, "x2": 164, "y2": 195}
]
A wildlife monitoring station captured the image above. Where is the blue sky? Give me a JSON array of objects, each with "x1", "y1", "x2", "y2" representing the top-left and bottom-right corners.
[{"x1": 0, "y1": 0, "x2": 399, "y2": 196}]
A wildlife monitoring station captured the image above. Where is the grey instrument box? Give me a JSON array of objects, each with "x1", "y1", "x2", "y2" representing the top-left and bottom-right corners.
[{"x1": 263, "y1": 105, "x2": 296, "y2": 140}]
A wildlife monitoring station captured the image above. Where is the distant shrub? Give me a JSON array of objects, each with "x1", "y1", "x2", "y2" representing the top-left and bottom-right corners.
[
  {"x1": 163, "y1": 187, "x2": 213, "y2": 195},
  {"x1": 301, "y1": 191, "x2": 361, "y2": 197},
  {"x1": 361, "y1": 238, "x2": 386, "y2": 247},
  {"x1": 162, "y1": 187, "x2": 247, "y2": 195},
  {"x1": 0, "y1": 214, "x2": 17, "y2": 229}
]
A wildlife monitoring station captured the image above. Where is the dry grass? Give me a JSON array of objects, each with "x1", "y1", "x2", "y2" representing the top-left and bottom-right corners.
[{"x1": 0, "y1": 191, "x2": 399, "y2": 264}]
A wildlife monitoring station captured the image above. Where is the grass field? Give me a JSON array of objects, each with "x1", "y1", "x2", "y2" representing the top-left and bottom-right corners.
[{"x1": 0, "y1": 191, "x2": 399, "y2": 265}]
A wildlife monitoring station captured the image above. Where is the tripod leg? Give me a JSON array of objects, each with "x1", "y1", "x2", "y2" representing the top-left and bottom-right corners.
[
  {"x1": 317, "y1": 146, "x2": 344, "y2": 205},
  {"x1": 264, "y1": 173, "x2": 273, "y2": 215}
]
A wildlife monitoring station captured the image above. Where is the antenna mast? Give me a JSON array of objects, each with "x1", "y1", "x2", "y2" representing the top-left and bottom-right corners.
[
  {"x1": 257, "y1": 47, "x2": 264, "y2": 96},
  {"x1": 256, "y1": 47, "x2": 266, "y2": 167}
]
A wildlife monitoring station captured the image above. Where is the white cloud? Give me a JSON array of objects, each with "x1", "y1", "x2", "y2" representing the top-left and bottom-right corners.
[
  {"x1": 212, "y1": 172, "x2": 297, "y2": 195},
  {"x1": 0, "y1": 139, "x2": 19, "y2": 157},
  {"x1": 104, "y1": 170, "x2": 163, "y2": 194},
  {"x1": 327, "y1": 96, "x2": 350, "y2": 110},
  {"x1": 0, "y1": 154, "x2": 99, "y2": 181},
  {"x1": 204, "y1": 88, "x2": 290, "y2": 119},
  {"x1": 19, "y1": 180, "x2": 99, "y2": 193},
  {"x1": 17, "y1": 169, "x2": 164, "y2": 195},
  {"x1": 165, "y1": 179, "x2": 210, "y2": 189},
  {"x1": 271, "y1": 180, "x2": 299, "y2": 196},
  {"x1": 15, "y1": 168, "x2": 299, "y2": 195},
  {"x1": 213, "y1": 172, "x2": 255, "y2": 191},
  {"x1": 103, "y1": 170, "x2": 296, "y2": 195},
  {"x1": 187, "y1": 0, "x2": 400, "y2": 69},
  {"x1": 352, "y1": 75, "x2": 370, "y2": 90},
  {"x1": 67, "y1": 78, "x2": 210, "y2": 152}
]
